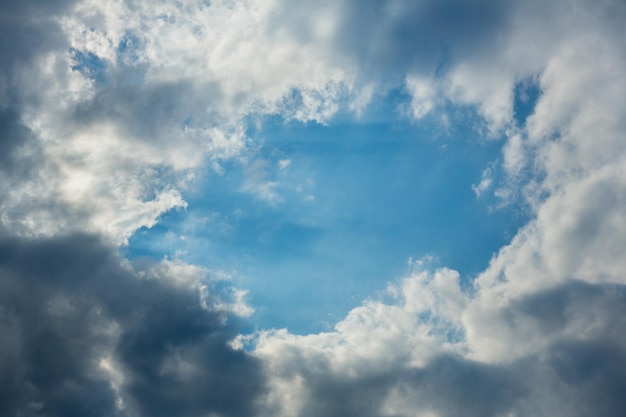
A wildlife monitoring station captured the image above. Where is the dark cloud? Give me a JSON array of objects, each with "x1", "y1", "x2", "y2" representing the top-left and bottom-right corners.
[
  {"x1": 300, "y1": 373, "x2": 394, "y2": 417},
  {"x1": 0, "y1": 234, "x2": 265, "y2": 417},
  {"x1": 0, "y1": 108, "x2": 40, "y2": 177},
  {"x1": 0, "y1": 0, "x2": 76, "y2": 177},
  {"x1": 0, "y1": 0, "x2": 76, "y2": 68},
  {"x1": 339, "y1": 0, "x2": 512, "y2": 74},
  {"x1": 272, "y1": 0, "x2": 514, "y2": 83},
  {"x1": 71, "y1": 80, "x2": 221, "y2": 142},
  {"x1": 387, "y1": 334, "x2": 626, "y2": 417},
  {"x1": 279, "y1": 353, "x2": 523, "y2": 417}
]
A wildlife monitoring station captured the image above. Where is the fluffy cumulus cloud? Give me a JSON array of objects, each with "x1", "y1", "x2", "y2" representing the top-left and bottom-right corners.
[
  {"x1": 1, "y1": 0, "x2": 626, "y2": 416},
  {"x1": 252, "y1": 262, "x2": 626, "y2": 417}
]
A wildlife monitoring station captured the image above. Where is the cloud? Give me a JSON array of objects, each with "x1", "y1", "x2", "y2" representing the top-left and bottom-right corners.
[
  {"x1": 253, "y1": 264, "x2": 626, "y2": 417},
  {"x1": 1, "y1": 0, "x2": 626, "y2": 416},
  {"x1": 0, "y1": 0, "x2": 523, "y2": 240},
  {"x1": 0, "y1": 234, "x2": 265, "y2": 417},
  {"x1": 278, "y1": 159, "x2": 291, "y2": 170},
  {"x1": 244, "y1": 3, "x2": 626, "y2": 411},
  {"x1": 472, "y1": 165, "x2": 494, "y2": 197},
  {"x1": 2, "y1": 0, "x2": 623, "y2": 241}
]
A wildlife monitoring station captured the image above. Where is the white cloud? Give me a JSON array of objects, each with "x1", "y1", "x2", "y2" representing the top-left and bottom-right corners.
[
  {"x1": 461, "y1": 2, "x2": 626, "y2": 364},
  {"x1": 278, "y1": 159, "x2": 291, "y2": 170},
  {"x1": 405, "y1": 75, "x2": 437, "y2": 119},
  {"x1": 1, "y1": 0, "x2": 373, "y2": 242},
  {"x1": 253, "y1": 263, "x2": 469, "y2": 414},
  {"x1": 472, "y1": 165, "x2": 494, "y2": 197}
]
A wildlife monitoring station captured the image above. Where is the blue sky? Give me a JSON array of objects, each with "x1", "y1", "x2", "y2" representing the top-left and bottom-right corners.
[
  {"x1": 1, "y1": 1, "x2": 625, "y2": 416},
  {"x1": 127, "y1": 89, "x2": 530, "y2": 333}
]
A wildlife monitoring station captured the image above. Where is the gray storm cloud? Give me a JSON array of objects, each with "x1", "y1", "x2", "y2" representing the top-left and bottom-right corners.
[{"x1": 0, "y1": 235, "x2": 266, "y2": 417}]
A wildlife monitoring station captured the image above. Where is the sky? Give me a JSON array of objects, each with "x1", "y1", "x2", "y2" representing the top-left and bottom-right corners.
[{"x1": 1, "y1": 1, "x2": 625, "y2": 416}]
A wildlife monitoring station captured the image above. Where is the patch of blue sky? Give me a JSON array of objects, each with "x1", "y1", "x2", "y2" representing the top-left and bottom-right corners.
[
  {"x1": 127, "y1": 90, "x2": 531, "y2": 335},
  {"x1": 513, "y1": 75, "x2": 542, "y2": 127},
  {"x1": 70, "y1": 48, "x2": 108, "y2": 86},
  {"x1": 70, "y1": 35, "x2": 148, "y2": 88}
]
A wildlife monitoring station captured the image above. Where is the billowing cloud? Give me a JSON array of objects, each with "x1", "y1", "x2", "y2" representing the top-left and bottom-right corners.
[{"x1": 254, "y1": 267, "x2": 626, "y2": 417}]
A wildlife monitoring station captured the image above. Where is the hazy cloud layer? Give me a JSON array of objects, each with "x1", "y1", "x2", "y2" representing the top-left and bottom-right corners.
[{"x1": 1, "y1": 0, "x2": 625, "y2": 416}]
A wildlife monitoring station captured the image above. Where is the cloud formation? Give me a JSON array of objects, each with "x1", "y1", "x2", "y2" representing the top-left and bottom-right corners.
[
  {"x1": 254, "y1": 268, "x2": 626, "y2": 417},
  {"x1": 1, "y1": 0, "x2": 625, "y2": 416}
]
